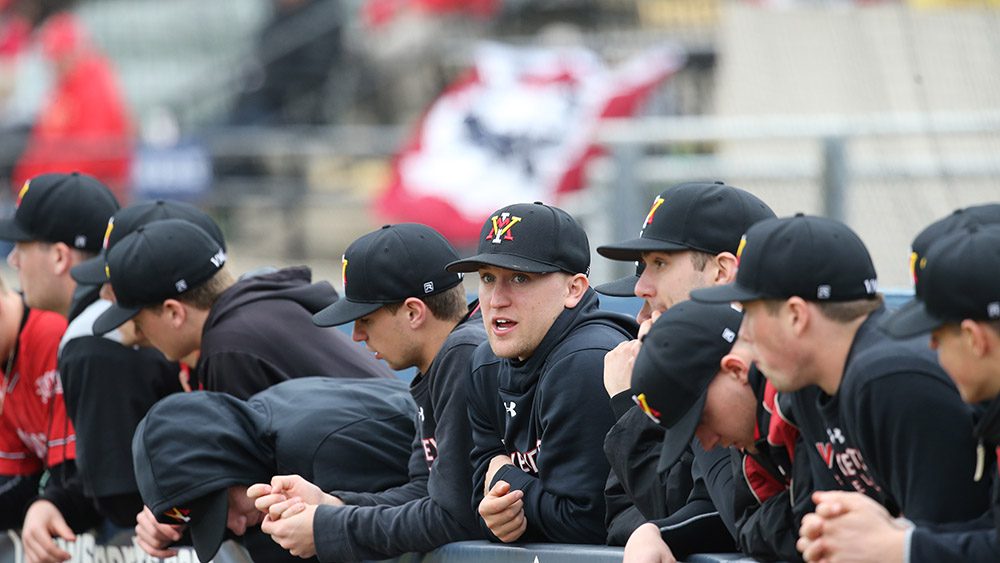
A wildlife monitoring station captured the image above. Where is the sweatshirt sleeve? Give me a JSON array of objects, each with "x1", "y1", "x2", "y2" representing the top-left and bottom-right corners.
[
  {"x1": 603, "y1": 402, "x2": 670, "y2": 520},
  {"x1": 35, "y1": 461, "x2": 102, "y2": 532},
  {"x1": 853, "y1": 371, "x2": 990, "y2": 524},
  {"x1": 468, "y1": 359, "x2": 508, "y2": 540},
  {"x1": 314, "y1": 343, "x2": 482, "y2": 561},
  {"x1": 330, "y1": 433, "x2": 428, "y2": 507},
  {"x1": 909, "y1": 523, "x2": 1000, "y2": 563},
  {"x1": 491, "y1": 348, "x2": 617, "y2": 544}
]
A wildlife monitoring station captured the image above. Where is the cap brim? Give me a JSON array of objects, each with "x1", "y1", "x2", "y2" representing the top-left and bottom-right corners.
[
  {"x1": 880, "y1": 298, "x2": 944, "y2": 338},
  {"x1": 656, "y1": 392, "x2": 707, "y2": 473},
  {"x1": 0, "y1": 218, "x2": 33, "y2": 242},
  {"x1": 188, "y1": 489, "x2": 229, "y2": 563},
  {"x1": 70, "y1": 255, "x2": 108, "y2": 285},
  {"x1": 446, "y1": 254, "x2": 564, "y2": 274},
  {"x1": 93, "y1": 302, "x2": 141, "y2": 335},
  {"x1": 597, "y1": 238, "x2": 690, "y2": 262},
  {"x1": 313, "y1": 298, "x2": 383, "y2": 327},
  {"x1": 594, "y1": 274, "x2": 638, "y2": 297},
  {"x1": 689, "y1": 282, "x2": 764, "y2": 304}
]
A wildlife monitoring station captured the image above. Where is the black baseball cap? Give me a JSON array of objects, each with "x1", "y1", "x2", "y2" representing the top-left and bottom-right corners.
[
  {"x1": 597, "y1": 181, "x2": 776, "y2": 262},
  {"x1": 93, "y1": 219, "x2": 227, "y2": 335},
  {"x1": 594, "y1": 263, "x2": 645, "y2": 297},
  {"x1": 883, "y1": 225, "x2": 1000, "y2": 338},
  {"x1": 71, "y1": 200, "x2": 226, "y2": 285},
  {"x1": 446, "y1": 202, "x2": 590, "y2": 275},
  {"x1": 0, "y1": 172, "x2": 119, "y2": 251},
  {"x1": 313, "y1": 223, "x2": 464, "y2": 327},
  {"x1": 908, "y1": 204, "x2": 1000, "y2": 298},
  {"x1": 630, "y1": 300, "x2": 744, "y2": 472},
  {"x1": 690, "y1": 214, "x2": 879, "y2": 304}
]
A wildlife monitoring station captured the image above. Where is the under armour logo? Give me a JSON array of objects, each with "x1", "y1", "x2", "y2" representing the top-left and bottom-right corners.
[
  {"x1": 74, "y1": 235, "x2": 87, "y2": 248},
  {"x1": 175, "y1": 279, "x2": 188, "y2": 292},
  {"x1": 817, "y1": 285, "x2": 832, "y2": 300},
  {"x1": 988, "y1": 302, "x2": 1000, "y2": 319},
  {"x1": 423, "y1": 281, "x2": 434, "y2": 294},
  {"x1": 827, "y1": 427, "x2": 845, "y2": 444},
  {"x1": 504, "y1": 401, "x2": 517, "y2": 417},
  {"x1": 418, "y1": 407, "x2": 425, "y2": 422}
]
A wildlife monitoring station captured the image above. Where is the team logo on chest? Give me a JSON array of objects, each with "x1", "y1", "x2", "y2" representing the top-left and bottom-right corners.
[{"x1": 486, "y1": 213, "x2": 521, "y2": 244}]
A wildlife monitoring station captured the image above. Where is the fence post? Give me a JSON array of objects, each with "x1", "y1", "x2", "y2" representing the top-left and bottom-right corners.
[{"x1": 821, "y1": 136, "x2": 848, "y2": 222}]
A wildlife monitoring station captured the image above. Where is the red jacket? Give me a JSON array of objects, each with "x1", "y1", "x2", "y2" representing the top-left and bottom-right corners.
[{"x1": 0, "y1": 306, "x2": 73, "y2": 475}]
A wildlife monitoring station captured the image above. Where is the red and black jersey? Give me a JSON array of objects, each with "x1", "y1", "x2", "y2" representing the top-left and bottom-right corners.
[{"x1": 0, "y1": 306, "x2": 72, "y2": 475}]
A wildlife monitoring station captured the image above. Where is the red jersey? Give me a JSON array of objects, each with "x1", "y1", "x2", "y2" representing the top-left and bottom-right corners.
[{"x1": 0, "y1": 307, "x2": 73, "y2": 475}]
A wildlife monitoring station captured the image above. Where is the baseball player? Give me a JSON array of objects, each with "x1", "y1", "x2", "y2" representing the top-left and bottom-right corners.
[
  {"x1": 596, "y1": 181, "x2": 778, "y2": 554},
  {"x1": 132, "y1": 377, "x2": 417, "y2": 562},
  {"x1": 692, "y1": 215, "x2": 991, "y2": 538},
  {"x1": 797, "y1": 218, "x2": 1000, "y2": 562},
  {"x1": 447, "y1": 202, "x2": 638, "y2": 543},
  {"x1": 91, "y1": 218, "x2": 394, "y2": 397},
  {"x1": 0, "y1": 172, "x2": 118, "y2": 563},
  {"x1": 247, "y1": 223, "x2": 488, "y2": 561},
  {"x1": 55, "y1": 200, "x2": 225, "y2": 529}
]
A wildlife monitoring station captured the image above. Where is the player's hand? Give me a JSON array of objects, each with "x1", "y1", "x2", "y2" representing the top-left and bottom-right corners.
[
  {"x1": 478, "y1": 480, "x2": 526, "y2": 543},
  {"x1": 604, "y1": 339, "x2": 641, "y2": 397},
  {"x1": 134, "y1": 505, "x2": 184, "y2": 559},
  {"x1": 637, "y1": 310, "x2": 660, "y2": 342},
  {"x1": 623, "y1": 522, "x2": 677, "y2": 563},
  {"x1": 21, "y1": 500, "x2": 74, "y2": 563},
  {"x1": 261, "y1": 503, "x2": 317, "y2": 558},
  {"x1": 483, "y1": 454, "x2": 513, "y2": 496},
  {"x1": 249, "y1": 475, "x2": 337, "y2": 516},
  {"x1": 635, "y1": 301, "x2": 653, "y2": 324},
  {"x1": 797, "y1": 491, "x2": 907, "y2": 563}
]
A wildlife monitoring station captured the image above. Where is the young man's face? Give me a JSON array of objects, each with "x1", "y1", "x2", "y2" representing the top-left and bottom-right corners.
[
  {"x1": 225, "y1": 485, "x2": 262, "y2": 536},
  {"x1": 352, "y1": 306, "x2": 420, "y2": 371},
  {"x1": 740, "y1": 301, "x2": 807, "y2": 392},
  {"x1": 132, "y1": 306, "x2": 194, "y2": 362},
  {"x1": 931, "y1": 324, "x2": 991, "y2": 403},
  {"x1": 634, "y1": 251, "x2": 710, "y2": 314},
  {"x1": 695, "y1": 370, "x2": 758, "y2": 451},
  {"x1": 478, "y1": 266, "x2": 574, "y2": 361},
  {"x1": 8, "y1": 241, "x2": 60, "y2": 311}
]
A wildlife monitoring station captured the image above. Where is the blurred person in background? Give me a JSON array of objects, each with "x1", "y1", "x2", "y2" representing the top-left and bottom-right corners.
[
  {"x1": 13, "y1": 11, "x2": 133, "y2": 204},
  {"x1": 229, "y1": 0, "x2": 344, "y2": 126}
]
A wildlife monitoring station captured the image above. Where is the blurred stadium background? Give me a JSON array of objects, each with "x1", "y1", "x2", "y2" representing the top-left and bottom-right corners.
[{"x1": 1, "y1": 0, "x2": 998, "y2": 293}]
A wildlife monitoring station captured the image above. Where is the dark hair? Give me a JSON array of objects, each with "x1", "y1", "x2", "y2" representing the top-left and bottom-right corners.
[
  {"x1": 383, "y1": 284, "x2": 467, "y2": 321},
  {"x1": 176, "y1": 267, "x2": 236, "y2": 310},
  {"x1": 762, "y1": 294, "x2": 884, "y2": 323},
  {"x1": 689, "y1": 250, "x2": 715, "y2": 271}
]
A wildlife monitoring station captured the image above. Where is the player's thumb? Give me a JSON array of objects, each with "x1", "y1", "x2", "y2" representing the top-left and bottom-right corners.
[{"x1": 51, "y1": 514, "x2": 76, "y2": 541}]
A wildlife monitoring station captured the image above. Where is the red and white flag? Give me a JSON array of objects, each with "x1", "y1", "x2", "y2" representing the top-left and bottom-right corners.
[{"x1": 376, "y1": 41, "x2": 686, "y2": 244}]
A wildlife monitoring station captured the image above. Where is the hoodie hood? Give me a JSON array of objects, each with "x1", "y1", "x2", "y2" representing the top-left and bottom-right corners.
[
  {"x1": 506, "y1": 288, "x2": 638, "y2": 391},
  {"x1": 204, "y1": 266, "x2": 338, "y2": 331},
  {"x1": 133, "y1": 392, "x2": 274, "y2": 517}
]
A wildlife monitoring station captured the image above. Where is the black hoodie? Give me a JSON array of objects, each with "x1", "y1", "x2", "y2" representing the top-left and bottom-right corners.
[
  {"x1": 468, "y1": 288, "x2": 637, "y2": 543},
  {"x1": 197, "y1": 266, "x2": 393, "y2": 398},
  {"x1": 133, "y1": 377, "x2": 416, "y2": 562},
  {"x1": 313, "y1": 304, "x2": 487, "y2": 562},
  {"x1": 906, "y1": 395, "x2": 1000, "y2": 562}
]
